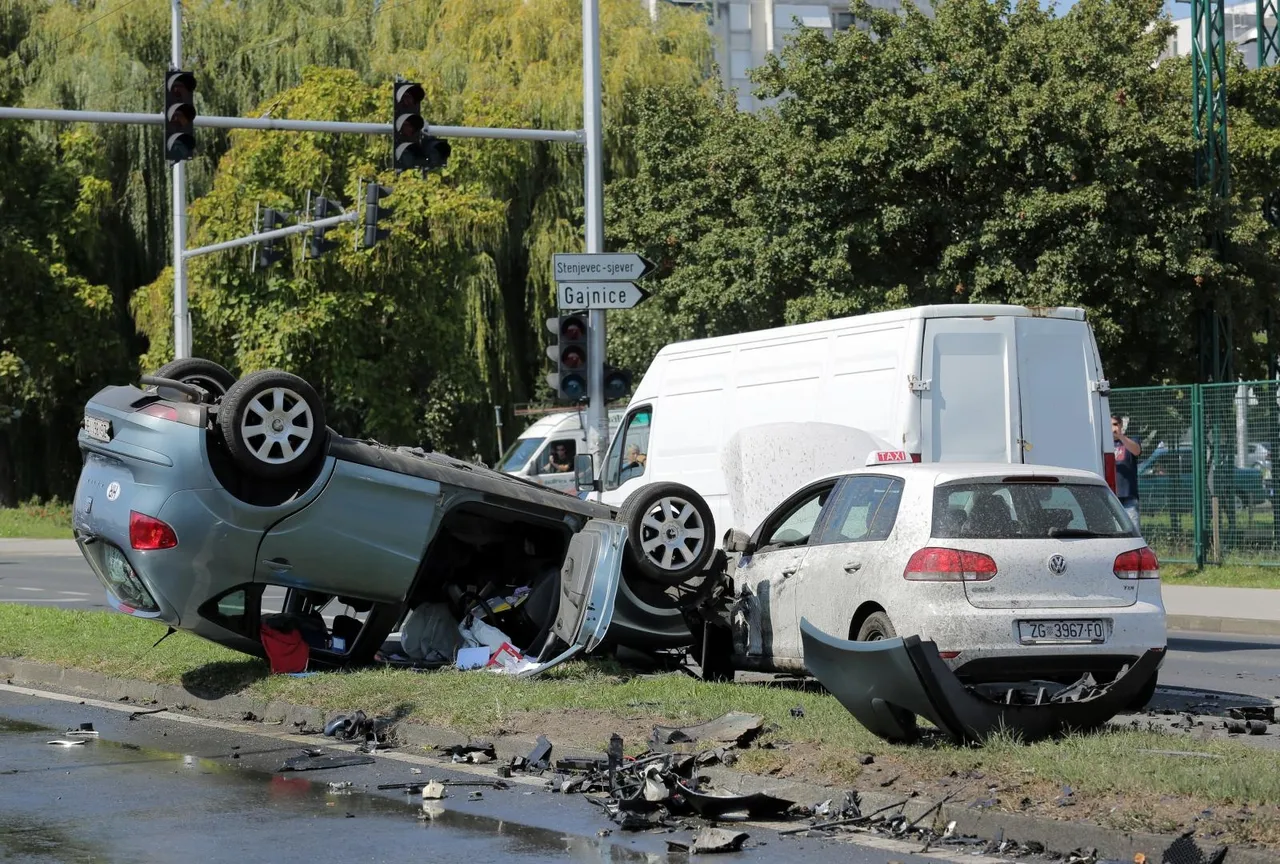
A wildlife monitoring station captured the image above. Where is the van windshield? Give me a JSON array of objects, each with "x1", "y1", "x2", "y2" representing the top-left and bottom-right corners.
[{"x1": 498, "y1": 437, "x2": 544, "y2": 473}]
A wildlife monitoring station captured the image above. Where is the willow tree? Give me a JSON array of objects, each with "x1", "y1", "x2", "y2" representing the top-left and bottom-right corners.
[{"x1": 10, "y1": 0, "x2": 713, "y2": 472}]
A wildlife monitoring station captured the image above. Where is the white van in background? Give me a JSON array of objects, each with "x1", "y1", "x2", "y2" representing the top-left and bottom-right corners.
[
  {"x1": 587, "y1": 304, "x2": 1115, "y2": 547},
  {"x1": 499, "y1": 408, "x2": 625, "y2": 494}
]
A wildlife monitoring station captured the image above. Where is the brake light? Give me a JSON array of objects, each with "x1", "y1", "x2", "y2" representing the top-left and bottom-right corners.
[
  {"x1": 130, "y1": 511, "x2": 178, "y2": 550},
  {"x1": 910, "y1": 453, "x2": 921, "y2": 463},
  {"x1": 904, "y1": 547, "x2": 997, "y2": 581},
  {"x1": 139, "y1": 403, "x2": 179, "y2": 421},
  {"x1": 1114, "y1": 546, "x2": 1159, "y2": 580},
  {"x1": 1103, "y1": 451, "x2": 1116, "y2": 492}
]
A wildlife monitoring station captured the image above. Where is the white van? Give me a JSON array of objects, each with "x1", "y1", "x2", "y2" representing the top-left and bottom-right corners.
[
  {"x1": 499, "y1": 408, "x2": 626, "y2": 494},
  {"x1": 588, "y1": 304, "x2": 1115, "y2": 544}
]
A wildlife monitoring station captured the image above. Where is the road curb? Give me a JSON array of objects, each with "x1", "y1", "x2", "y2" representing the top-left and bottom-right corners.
[
  {"x1": 1, "y1": 657, "x2": 1275, "y2": 864},
  {"x1": 1167, "y1": 614, "x2": 1280, "y2": 638}
]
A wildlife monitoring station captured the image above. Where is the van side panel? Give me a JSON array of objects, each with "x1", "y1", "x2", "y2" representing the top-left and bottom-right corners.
[
  {"x1": 1014, "y1": 317, "x2": 1104, "y2": 475},
  {"x1": 649, "y1": 349, "x2": 735, "y2": 507},
  {"x1": 822, "y1": 325, "x2": 907, "y2": 443},
  {"x1": 920, "y1": 317, "x2": 1021, "y2": 463}
]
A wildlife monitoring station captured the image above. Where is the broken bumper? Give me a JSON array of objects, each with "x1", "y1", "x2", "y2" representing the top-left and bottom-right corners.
[{"x1": 799, "y1": 617, "x2": 1165, "y2": 745}]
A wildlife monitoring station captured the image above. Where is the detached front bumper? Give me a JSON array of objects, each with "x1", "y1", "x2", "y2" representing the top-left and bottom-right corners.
[{"x1": 799, "y1": 617, "x2": 1165, "y2": 745}]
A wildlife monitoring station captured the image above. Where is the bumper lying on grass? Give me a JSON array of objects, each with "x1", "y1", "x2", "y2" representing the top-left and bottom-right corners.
[{"x1": 799, "y1": 617, "x2": 1166, "y2": 744}]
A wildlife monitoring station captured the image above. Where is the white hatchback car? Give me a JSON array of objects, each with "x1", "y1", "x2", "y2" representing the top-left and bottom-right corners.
[{"x1": 718, "y1": 457, "x2": 1167, "y2": 705}]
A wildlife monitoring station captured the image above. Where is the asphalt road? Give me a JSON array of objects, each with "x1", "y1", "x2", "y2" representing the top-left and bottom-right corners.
[
  {"x1": 0, "y1": 689, "x2": 983, "y2": 864},
  {"x1": 2, "y1": 541, "x2": 1279, "y2": 703}
]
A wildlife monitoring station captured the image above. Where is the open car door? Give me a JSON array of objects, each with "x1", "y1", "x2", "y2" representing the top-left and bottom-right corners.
[{"x1": 518, "y1": 518, "x2": 625, "y2": 678}]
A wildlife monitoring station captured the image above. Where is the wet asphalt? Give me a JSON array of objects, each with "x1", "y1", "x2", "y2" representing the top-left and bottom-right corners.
[{"x1": 0, "y1": 691, "x2": 965, "y2": 864}]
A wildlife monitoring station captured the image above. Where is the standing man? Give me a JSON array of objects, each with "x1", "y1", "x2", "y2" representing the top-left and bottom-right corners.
[{"x1": 1113, "y1": 414, "x2": 1142, "y2": 532}]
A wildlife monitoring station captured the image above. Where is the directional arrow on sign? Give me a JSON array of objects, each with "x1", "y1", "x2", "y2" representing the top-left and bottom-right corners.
[
  {"x1": 553, "y1": 252, "x2": 655, "y2": 283},
  {"x1": 557, "y1": 281, "x2": 650, "y2": 311}
]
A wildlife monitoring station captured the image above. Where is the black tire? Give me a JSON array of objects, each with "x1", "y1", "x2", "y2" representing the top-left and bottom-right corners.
[
  {"x1": 219, "y1": 369, "x2": 327, "y2": 480},
  {"x1": 154, "y1": 357, "x2": 237, "y2": 401},
  {"x1": 619, "y1": 482, "x2": 716, "y2": 587},
  {"x1": 856, "y1": 611, "x2": 897, "y2": 642}
]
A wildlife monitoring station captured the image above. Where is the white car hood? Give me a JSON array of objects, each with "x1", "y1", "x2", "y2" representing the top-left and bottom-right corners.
[{"x1": 720, "y1": 422, "x2": 894, "y2": 535}]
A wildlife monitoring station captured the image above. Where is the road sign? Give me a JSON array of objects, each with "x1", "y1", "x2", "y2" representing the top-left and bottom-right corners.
[
  {"x1": 553, "y1": 253, "x2": 655, "y2": 283},
  {"x1": 557, "y1": 282, "x2": 650, "y2": 310}
]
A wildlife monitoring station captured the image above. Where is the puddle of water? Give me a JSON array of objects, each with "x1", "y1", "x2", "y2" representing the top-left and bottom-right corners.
[
  {"x1": 0, "y1": 815, "x2": 115, "y2": 862},
  {"x1": 0, "y1": 718, "x2": 49, "y2": 734}
]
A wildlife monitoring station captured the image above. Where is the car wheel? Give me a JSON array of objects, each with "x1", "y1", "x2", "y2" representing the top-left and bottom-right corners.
[
  {"x1": 619, "y1": 482, "x2": 716, "y2": 587},
  {"x1": 218, "y1": 369, "x2": 327, "y2": 480},
  {"x1": 153, "y1": 357, "x2": 237, "y2": 401},
  {"x1": 856, "y1": 611, "x2": 897, "y2": 642}
]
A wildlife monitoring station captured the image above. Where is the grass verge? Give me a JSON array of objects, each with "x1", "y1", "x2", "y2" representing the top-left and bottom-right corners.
[
  {"x1": 1161, "y1": 563, "x2": 1280, "y2": 589},
  {"x1": 0, "y1": 499, "x2": 73, "y2": 539},
  {"x1": 0, "y1": 604, "x2": 1277, "y2": 847}
]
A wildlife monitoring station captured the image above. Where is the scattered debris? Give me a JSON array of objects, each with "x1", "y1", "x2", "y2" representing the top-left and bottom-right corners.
[
  {"x1": 651, "y1": 712, "x2": 764, "y2": 750},
  {"x1": 324, "y1": 710, "x2": 397, "y2": 751},
  {"x1": 691, "y1": 828, "x2": 749, "y2": 854},
  {"x1": 526, "y1": 735, "x2": 553, "y2": 771},
  {"x1": 127, "y1": 708, "x2": 166, "y2": 721},
  {"x1": 468, "y1": 791, "x2": 484, "y2": 801},
  {"x1": 278, "y1": 751, "x2": 376, "y2": 772},
  {"x1": 790, "y1": 706, "x2": 805, "y2": 719},
  {"x1": 326, "y1": 781, "x2": 354, "y2": 792},
  {"x1": 421, "y1": 781, "x2": 447, "y2": 800},
  {"x1": 66, "y1": 723, "x2": 98, "y2": 737}
]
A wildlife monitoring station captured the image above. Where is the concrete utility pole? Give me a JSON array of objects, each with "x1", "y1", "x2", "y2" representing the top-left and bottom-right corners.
[
  {"x1": 582, "y1": 0, "x2": 609, "y2": 463},
  {"x1": 171, "y1": 0, "x2": 190, "y2": 360}
]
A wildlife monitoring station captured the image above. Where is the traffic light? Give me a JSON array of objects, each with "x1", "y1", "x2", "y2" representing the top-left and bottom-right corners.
[
  {"x1": 363, "y1": 182, "x2": 393, "y2": 249},
  {"x1": 305, "y1": 195, "x2": 340, "y2": 260},
  {"x1": 257, "y1": 207, "x2": 287, "y2": 269},
  {"x1": 392, "y1": 80, "x2": 451, "y2": 173},
  {"x1": 603, "y1": 366, "x2": 633, "y2": 403},
  {"x1": 545, "y1": 313, "x2": 589, "y2": 402},
  {"x1": 393, "y1": 81, "x2": 426, "y2": 172},
  {"x1": 163, "y1": 69, "x2": 197, "y2": 162}
]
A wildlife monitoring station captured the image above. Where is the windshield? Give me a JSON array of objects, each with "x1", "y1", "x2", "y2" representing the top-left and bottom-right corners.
[
  {"x1": 498, "y1": 437, "x2": 544, "y2": 473},
  {"x1": 932, "y1": 481, "x2": 1137, "y2": 539}
]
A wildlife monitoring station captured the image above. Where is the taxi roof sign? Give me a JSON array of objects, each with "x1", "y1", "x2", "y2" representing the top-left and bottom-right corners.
[{"x1": 866, "y1": 449, "x2": 911, "y2": 466}]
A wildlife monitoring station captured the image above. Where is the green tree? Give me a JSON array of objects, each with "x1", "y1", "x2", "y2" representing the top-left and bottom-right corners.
[{"x1": 609, "y1": 0, "x2": 1280, "y2": 386}]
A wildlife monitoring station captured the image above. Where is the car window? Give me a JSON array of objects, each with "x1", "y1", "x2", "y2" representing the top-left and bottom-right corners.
[
  {"x1": 759, "y1": 484, "x2": 835, "y2": 550},
  {"x1": 603, "y1": 406, "x2": 652, "y2": 490},
  {"x1": 816, "y1": 476, "x2": 905, "y2": 544},
  {"x1": 932, "y1": 481, "x2": 1137, "y2": 539},
  {"x1": 499, "y1": 437, "x2": 544, "y2": 472},
  {"x1": 534, "y1": 438, "x2": 577, "y2": 475}
]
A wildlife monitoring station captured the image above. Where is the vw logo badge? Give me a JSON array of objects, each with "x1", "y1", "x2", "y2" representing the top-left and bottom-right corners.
[
  {"x1": 1047, "y1": 554, "x2": 1067, "y2": 575},
  {"x1": 106, "y1": 482, "x2": 120, "y2": 502}
]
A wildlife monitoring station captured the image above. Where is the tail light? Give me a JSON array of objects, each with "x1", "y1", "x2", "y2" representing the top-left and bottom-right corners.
[
  {"x1": 910, "y1": 453, "x2": 922, "y2": 463},
  {"x1": 1114, "y1": 546, "x2": 1159, "y2": 580},
  {"x1": 904, "y1": 547, "x2": 997, "y2": 582},
  {"x1": 130, "y1": 511, "x2": 178, "y2": 550},
  {"x1": 139, "y1": 403, "x2": 180, "y2": 421},
  {"x1": 1103, "y1": 451, "x2": 1116, "y2": 492}
]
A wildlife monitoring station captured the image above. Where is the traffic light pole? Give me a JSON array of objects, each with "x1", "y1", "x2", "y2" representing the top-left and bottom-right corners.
[
  {"x1": 582, "y1": 0, "x2": 609, "y2": 463},
  {"x1": 183, "y1": 210, "x2": 360, "y2": 259},
  {"x1": 171, "y1": 0, "x2": 190, "y2": 360}
]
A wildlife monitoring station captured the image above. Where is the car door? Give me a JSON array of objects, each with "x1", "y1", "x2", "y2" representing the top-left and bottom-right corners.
[
  {"x1": 514, "y1": 518, "x2": 625, "y2": 677},
  {"x1": 787, "y1": 474, "x2": 906, "y2": 642},
  {"x1": 733, "y1": 478, "x2": 842, "y2": 666}
]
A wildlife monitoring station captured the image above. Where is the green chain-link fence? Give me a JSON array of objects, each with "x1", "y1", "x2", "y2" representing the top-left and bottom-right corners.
[{"x1": 1110, "y1": 381, "x2": 1280, "y2": 566}]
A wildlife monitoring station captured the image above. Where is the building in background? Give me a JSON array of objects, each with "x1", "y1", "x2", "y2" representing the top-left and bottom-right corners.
[
  {"x1": 1156, "y1": 2, "x2": 1277, "y2": 69},
  {"x1": 662, "y1": 0, "x2": 931, "y2": 112}
]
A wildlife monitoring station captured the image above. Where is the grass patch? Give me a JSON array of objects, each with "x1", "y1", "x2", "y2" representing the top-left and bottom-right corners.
[
  {"x1": 1161, "y1": 563, "x2": 1280, "y2": 589},
  {"x1": 0, "y1": 498, "x2": 72, "y2": 539},
  {"x1": 1, "y1": 605, "x2": 1278, "y2": 847}
]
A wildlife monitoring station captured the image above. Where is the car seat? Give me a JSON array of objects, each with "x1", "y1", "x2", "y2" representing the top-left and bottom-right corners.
[{"x1": 963, "y1": 495, "x2": 1017, "y2": 537}]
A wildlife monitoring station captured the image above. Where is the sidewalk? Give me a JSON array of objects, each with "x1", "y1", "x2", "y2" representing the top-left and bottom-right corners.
[{"x1": 1162, "y1": 584, "x2": 1280, "y2": 637}]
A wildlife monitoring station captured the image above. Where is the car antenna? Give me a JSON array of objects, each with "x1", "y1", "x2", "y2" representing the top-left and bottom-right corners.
[{"x1": 151, "y1": 626, "x2": 177, "y2": 649}]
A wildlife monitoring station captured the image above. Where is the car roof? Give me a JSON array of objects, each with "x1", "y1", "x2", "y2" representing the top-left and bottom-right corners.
[{"x1": 806, "y1": 462, "x2": 1109, "y2": 487}]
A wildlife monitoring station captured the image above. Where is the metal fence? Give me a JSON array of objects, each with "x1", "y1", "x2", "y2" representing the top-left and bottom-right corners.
[{"x1": 1110, "y1": 380, "x2": 1280, "y2": 567}]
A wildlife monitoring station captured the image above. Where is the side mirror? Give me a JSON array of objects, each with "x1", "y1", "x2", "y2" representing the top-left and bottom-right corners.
[
  {"x1": 574, "y1": 453, "x2": 597, "y2": 492},
  {"x1": 723, "y1": 528, "x2": 752, "y2": 554}
]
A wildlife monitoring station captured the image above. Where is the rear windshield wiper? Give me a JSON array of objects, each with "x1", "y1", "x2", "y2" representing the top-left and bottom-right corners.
[{"x1": 1047, "y1": 528, "x2": 1107, "y2": 538}]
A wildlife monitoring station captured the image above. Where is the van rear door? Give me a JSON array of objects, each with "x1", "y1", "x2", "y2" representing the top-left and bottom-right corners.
[
  {"x1": 1013, "y1": 317, "x2": 1104, "y2": 475},
  {"x1": 919, "y1": 317, "x2": 1022, "y2": 463}
]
